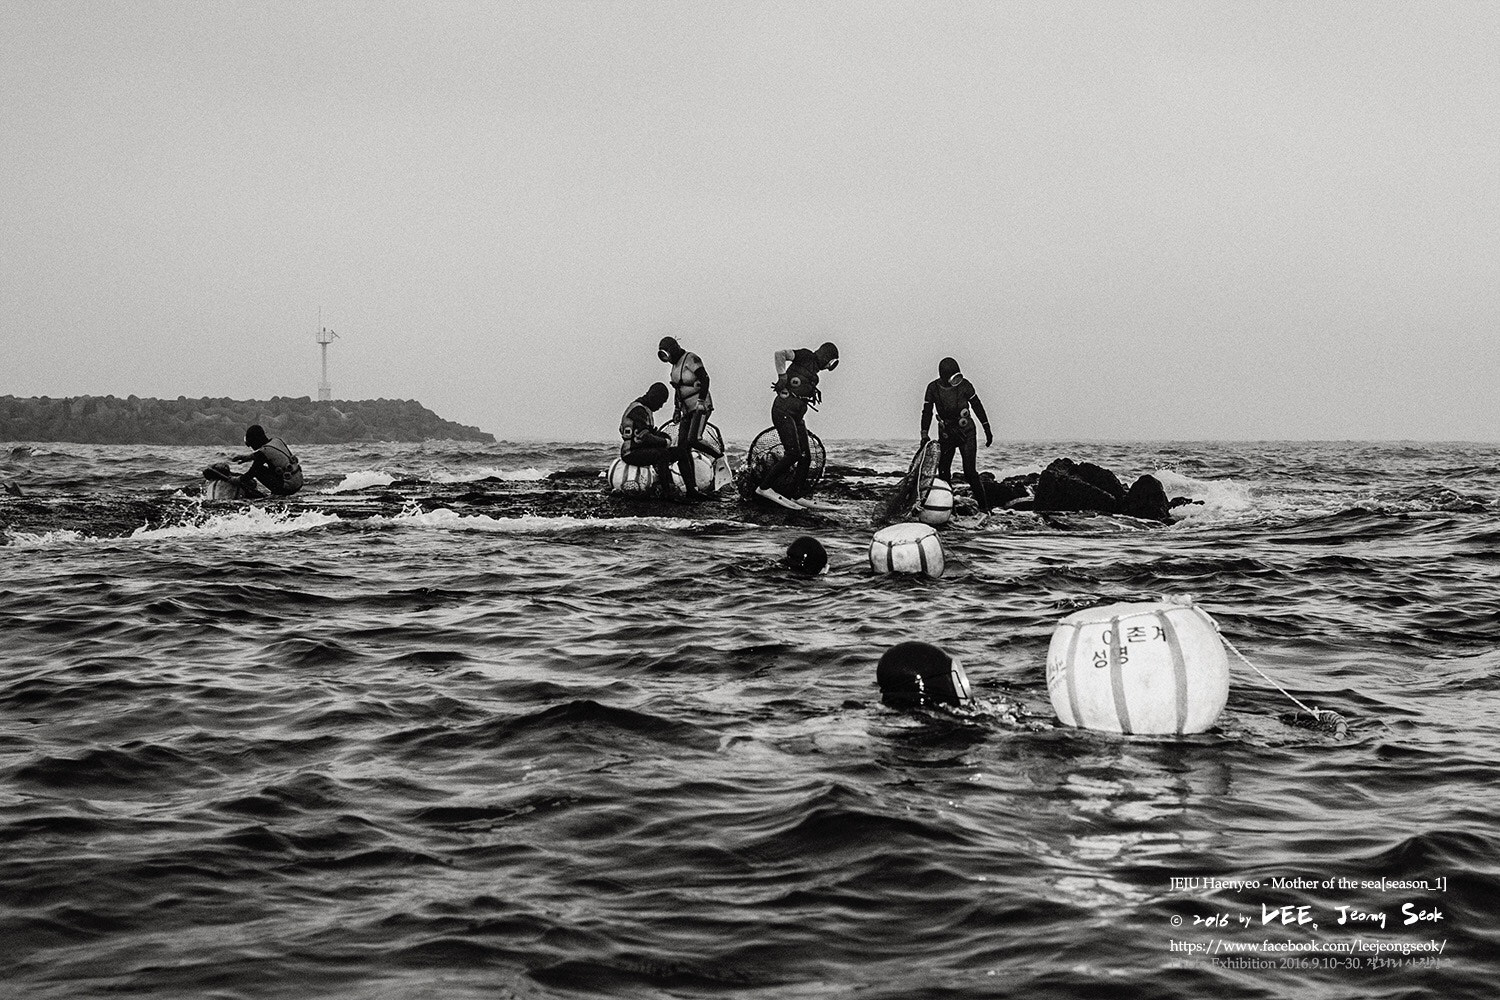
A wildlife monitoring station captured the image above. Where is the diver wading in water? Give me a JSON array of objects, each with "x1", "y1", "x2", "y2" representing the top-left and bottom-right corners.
[
  {"x1": 920, "y1": 356, "x2": 993, "y2": 514},
  {"x1": 657, "y1": 336, "x2": 717, "y2": 501},
  {"x1": 755, "y1": 342, "x2": 839, "y2": 511}
]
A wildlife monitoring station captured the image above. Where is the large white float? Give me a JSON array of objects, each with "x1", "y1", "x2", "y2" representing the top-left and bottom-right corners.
[
  {"x1": 1046, "y1": 600, "x2": 1230, "y2": 735},
  {"x1": 868, "y1": 522, "x2": 945, "y2": 579},
  {"x1": 917, "y1": 478, "x2": 954, "y2": 526}
]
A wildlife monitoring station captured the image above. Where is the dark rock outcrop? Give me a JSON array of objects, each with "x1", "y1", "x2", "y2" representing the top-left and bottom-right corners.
[
  {"x1": 1121, "y1": 473, "x2": 1172, "y2": 522},
  {"x1": 980, "y1": 458, "x2": 1181, "y2": 523},
  {"x1": 1034, "y1": 458, "x2": 1125, "y2": 513}
]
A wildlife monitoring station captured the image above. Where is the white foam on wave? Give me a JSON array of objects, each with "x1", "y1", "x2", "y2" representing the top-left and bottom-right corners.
[
  {"x1": 129, "y1": 506, "x2": 341, "y2": 540},
  {"x1": 325, "y1": 470, "x2": 397, "y2": 493},
  {"x1": 1152, "y1": 468, "x2": 1255, "y2": 521},
  {"x1": 373, "y1": 505, "x2": 715, "y2": 533},
  {"x1": 4, "y1": 529, "x2": 87, "y2": 548}
]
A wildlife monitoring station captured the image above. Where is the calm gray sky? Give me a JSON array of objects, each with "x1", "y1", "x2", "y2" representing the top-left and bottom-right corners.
[{"x1": 2, "y1": 1, "x2": 1495, "y2": 441}]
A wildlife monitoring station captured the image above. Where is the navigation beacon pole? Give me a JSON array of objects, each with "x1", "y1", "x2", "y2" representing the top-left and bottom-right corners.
[{"x1": 316, "y1": 322, "x2": 339, "y2": 401}]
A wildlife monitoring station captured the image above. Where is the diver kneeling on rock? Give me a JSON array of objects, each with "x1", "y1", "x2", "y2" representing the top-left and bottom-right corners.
[
  {"x1": 205, "y1": 424, "x2": 304, "y2": 498},
  {"x1": 619, "y1": 382, "x2": 686, "y2": 499}
]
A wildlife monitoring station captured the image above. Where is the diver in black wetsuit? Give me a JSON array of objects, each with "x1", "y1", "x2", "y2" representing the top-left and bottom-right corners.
[
  {"x1": 920, "y1": 357, "x2": 993, "y2": 514},
  {"x1": 619, "y1": 383, "x2": 685, "y2": 495},
  {"x1": 227, "y1": 425, "x2": 304, "y2": 497},
  {"x1": 755, "y1": 342, "x2": 839, "y2": 510},
  {"x1": 657, "y1": 336, "x2": 716, "y2": 500}
]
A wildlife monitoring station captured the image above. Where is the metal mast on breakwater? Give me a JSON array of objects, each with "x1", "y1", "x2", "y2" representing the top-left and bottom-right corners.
[{"x1": 316, "y1": 320, "x2": 339, "y2": 401}]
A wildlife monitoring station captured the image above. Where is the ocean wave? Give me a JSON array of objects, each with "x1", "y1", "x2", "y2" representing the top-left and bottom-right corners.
[
  {"x1": 1152, "y1": 468, "x2": 1257, "y2": 521},
  {"x1": 370, "y1": 505, "x2": 734, "y2": 534},
  {"x1": 324, "y1": 469, "x2": 398, "y2": 492},
  {"x1": 3, "y1": 438, "x2": 1497, "y2": 998},
  {"x1": 128, "y1": 506, "x2": 341, "y2": 540},
  {"x1": 3, "y1": 528, "x2": 88, "y2": 547}
]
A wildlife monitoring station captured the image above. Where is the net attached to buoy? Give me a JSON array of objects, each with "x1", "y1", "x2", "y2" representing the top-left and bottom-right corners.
[{"x1": 874, "y1": 440, "x2": 938, "y2": 525}]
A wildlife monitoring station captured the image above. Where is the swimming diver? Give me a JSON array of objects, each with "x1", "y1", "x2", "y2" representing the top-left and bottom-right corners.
[
  {"x1": 920, "y1": 357, "x2": 993, "y2": 515},
  {"x1": 619, "y1": 382, "x2": 685, "y2": 497},
  {"x1": 657, "y1": 336, "x2": 717, "y2": 500},
  {"x1": 755, "y1": 342, "x2": 839, "y2": 510},
  {"x1": 784, "y1": 535, "x2": 829, "y2": 576}
]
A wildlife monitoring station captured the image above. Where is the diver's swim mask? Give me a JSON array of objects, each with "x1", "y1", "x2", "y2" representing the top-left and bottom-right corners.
[
  {"x1": 825, "y1": 358, "x2": 839, "y2": 371},
  {"x1": 947, "y1": 371, "x2": 962, "y2": 387},
  {"x1": 657, "y1": 350, "x2": 671, "y2": 362}
]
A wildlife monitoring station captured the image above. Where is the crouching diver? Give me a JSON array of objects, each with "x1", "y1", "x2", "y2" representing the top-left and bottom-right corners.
[
  {"x1": 228, "y1": 424, "x2": 304, "y2": 497},
  {"x1": 619, "y1": 382, "x2": 685, "y2": 497},
  {"x1": 658, "y1": 336, "x2": 717, "y2": 500},
  {"x1": 755, "y1": 341, "x2": 839, "y2": 511},
  {"x1": 921, "y1": 356, "x2": 993, "y2": 514}
]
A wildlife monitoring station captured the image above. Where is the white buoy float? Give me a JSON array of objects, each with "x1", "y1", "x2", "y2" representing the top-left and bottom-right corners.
[
  {"x1": 869, "y1": 522, "x2": 945, "y2": 579},
  {"x1": 1046, "y1": 600, "x2": 1229, "y2": 735},
  {"x1": 202, "y1": 462, "x2": 252, "y2": 500},
  {"x1": 206, "y1": 478, "x2": 249, "y2": 500},
  {"x1": 668, "y1": 450, "x2": 733, "y2": 495},
  {"x1": 917, "y1": 477, "x2": 954, "y2": 525},
  {"x1": 606, "y1": 458, "x2": 656, "y2": 495}
]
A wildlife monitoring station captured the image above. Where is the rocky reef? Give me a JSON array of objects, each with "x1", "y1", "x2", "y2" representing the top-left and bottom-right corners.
[{"x1": 0, "y1": 395, "x2": 494, "y2": 444}]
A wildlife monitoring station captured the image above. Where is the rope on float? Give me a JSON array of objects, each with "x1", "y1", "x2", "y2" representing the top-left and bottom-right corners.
[
  {"x1": 1062, "y1": 596, "x2": 1340, "y2": 725},
  {"x1": 1214, "y1": 630, "x2": 1322, "y2": 718}
]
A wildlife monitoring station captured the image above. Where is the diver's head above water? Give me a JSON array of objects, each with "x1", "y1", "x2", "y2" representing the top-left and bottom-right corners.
[
  {"x1": 876, "y1": 641, "x2": 973, "y2": 709},
  {"x1": 785, "y1": 536, "x2": 829, "y2": 576}
]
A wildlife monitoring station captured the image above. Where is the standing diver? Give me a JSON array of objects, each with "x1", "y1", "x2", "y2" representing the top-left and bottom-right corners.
[
  {"x1": 657, "y1": 336, "x2": 718, "y2": 501},
  {"x1": 920, "y1": 357, "x2": 993, "y2": 514},
  {"x1": 755, "y1": 342, "x2": 839, "y2": 511},
  {"x1": 619, "y1": 382, "x2": 685, "y2": 497}
]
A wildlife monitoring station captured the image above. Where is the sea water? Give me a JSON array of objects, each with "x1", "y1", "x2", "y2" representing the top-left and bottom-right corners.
[{"x1": 2, "y1": 439, "x2": 1497, "y2": 999}]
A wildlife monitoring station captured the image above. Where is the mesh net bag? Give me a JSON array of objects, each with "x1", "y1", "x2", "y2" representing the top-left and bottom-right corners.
[
  {"x1": 736, "y1": 426, "x2": 826, "y2": 500},
  {"x1": 872, "y1": 440, "x2": 939, "y2": 525}
]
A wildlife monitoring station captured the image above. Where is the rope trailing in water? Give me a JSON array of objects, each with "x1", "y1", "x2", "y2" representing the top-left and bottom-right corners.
[
  {"x1": 1215, "y1": 630, "x2": 1319, "y2": 716},
  {"x1": 1211, "y1": 621, "x2": 1348, "y2": 737},
  {"x1": 1062, "y1": 596, "x2": 1346, "y2": 732}
]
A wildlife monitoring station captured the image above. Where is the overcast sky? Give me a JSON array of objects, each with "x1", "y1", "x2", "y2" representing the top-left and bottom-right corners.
[{"x1": 2, "y1": 1, "x2": 1495, "y2": 441}]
